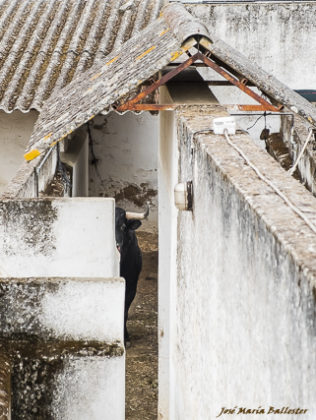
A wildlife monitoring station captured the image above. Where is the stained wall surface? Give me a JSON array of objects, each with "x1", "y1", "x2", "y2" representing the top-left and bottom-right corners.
[
  {"x1": 0, "y1": 111, "x2": 38, "y2": 195},
  {"x1": 89, "y1": 112, "x2": 159, "y2": 232},
  {"x1": 188, "y1": 2, "x2": 316, "y2": 89},
  {"x1": 0, "y1": 198, "x2": 125, "y2": 419},
  {"x1": 159, "y1": 105, "x2": 316, "y2": 419}
]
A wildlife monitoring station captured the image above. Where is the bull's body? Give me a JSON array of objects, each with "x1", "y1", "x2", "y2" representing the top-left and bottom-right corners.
[{"x1": 115, "y1": 207, "x2": 142, "y2": 343}]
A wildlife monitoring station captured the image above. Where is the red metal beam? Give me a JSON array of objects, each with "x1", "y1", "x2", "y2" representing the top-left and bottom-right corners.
[
  {"x1": 118, "y1": 103, "x2": 178, "y2": 111},
  {"x1": 117, "y1": 103, "x2": 284, "y2": 112},
  {"x1": 235, "y1": 105, "x2": 282, "y2": 112},
  {"x1": 197, "y1": 52, "x2": 282, "y2": 112},
  {"x1": 117, "y1": 53, "x2": 201, "y2": 112},
  {"x1": 117, "y1": 51, "x2": 283, "y2": 113}
]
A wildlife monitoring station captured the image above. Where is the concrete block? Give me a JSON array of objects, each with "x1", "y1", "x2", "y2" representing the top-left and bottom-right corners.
[
  {"x1": 0, "y1": 277, "x2": 125, "y2": 343},
  {"x1": 52, "y1": 356, "x2": 125, "y2": 420},
  {"x1": 0, "y1": 198, "x2": 120, "y2": 278},
  {"x1": 7, "y1": 346, "x2": 125, "y2": 420},
  {"x1": 0, "y1": 197, "x2": 125, "y2": 419}
]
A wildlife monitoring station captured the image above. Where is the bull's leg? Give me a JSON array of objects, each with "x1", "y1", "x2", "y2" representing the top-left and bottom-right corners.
[
  {"x1": 124, "y1": 284, "x2": 138, "y2": 344},
  {"x1": 124, "y1": 310, "x2": 130, "y2": 343}
]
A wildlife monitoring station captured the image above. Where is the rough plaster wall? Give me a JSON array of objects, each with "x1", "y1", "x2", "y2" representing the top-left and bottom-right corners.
[
  {"x1": 0, "y1": 111, "x2": 38, "y2": 194},
  {"x1": 52, "y1": 356, "x2": 125, "y2": 420},
  {"x1": 0, "y1": 198, "x2": 119, "y2": 278},
  {"x1": 9, "y1": 345, "x2": 124, "y2": 419},
  {"x1": 0, "y1": 277, "x2": 124, "y2": 343},
  {"x1": 173, "y1": 107, "x2": 316, "y2": 419},
  {"x1": 89, "y1": 112, "x2": 159, "y2": 232},
  {"x1": 0, "y1": 198, "x2": 125, "y2": 419},
  {"x1": 188, "y1": 3, "x2": 316, "y2": 88}
]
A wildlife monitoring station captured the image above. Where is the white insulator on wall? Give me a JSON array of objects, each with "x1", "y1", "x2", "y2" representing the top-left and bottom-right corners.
[
  {"x1": 174, "y1": 181, "x2": 193, "y2": 211},
  {"x1": 213, "y1": 116, "x2": 236, "y2": 135}
]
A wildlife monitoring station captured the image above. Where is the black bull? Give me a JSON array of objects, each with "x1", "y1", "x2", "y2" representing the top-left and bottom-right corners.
[{"x1": 115, "y1": 206, "x2": 148, "y2": 343}]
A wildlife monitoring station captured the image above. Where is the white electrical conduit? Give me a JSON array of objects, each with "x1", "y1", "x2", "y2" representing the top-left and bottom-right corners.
[
  {"x1": 223, "y1": 129, "x2": 316, "y2": 235},
  {"x1": 288, "y1": 129, "x2": 313, "y2": 176}
]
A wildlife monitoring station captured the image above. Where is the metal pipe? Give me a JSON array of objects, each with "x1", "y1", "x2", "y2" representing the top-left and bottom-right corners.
[
  {"x1": 36, "y1": 144, "x2": 55, "y2": 173},
  {"x1": 33, "y1": 145, "x2": 57, "y2": 198},
  {"x1": 34, "y1": 167, "x2": 39, "y2": 198}
]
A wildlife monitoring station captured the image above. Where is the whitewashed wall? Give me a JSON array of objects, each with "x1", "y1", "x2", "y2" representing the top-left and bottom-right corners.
[
  {"x1": 188, "y1": 2, "x2": 316, "y2": 89},
  {"x1": 158, "y1": 105, "x2": 316, "y2": 419},
  {"x1": 0, "y1": 198, "x2": 125, "y2": 419},
  {"x1": 0, "y1": 111, "x2": 38, "y2": 195},
  {"x1": 89, "y1": 112, "x2": 159, "y2": 232},
  {"x1": 0, "y1": 198, "x2": 119, "y2": 278}
]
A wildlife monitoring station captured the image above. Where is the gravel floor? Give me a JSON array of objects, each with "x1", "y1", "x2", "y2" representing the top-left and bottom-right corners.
[{"x1": 125, "y1": 231, "x2": 158, "y2": 420}]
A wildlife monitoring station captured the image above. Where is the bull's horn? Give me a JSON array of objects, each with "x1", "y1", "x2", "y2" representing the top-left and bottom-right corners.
[{"x1": 126, "y1": 202, "x2": 150, "y2": 220}]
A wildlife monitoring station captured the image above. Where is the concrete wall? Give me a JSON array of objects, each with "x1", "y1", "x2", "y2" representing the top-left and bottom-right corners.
[
  {"x1": 1, "y1": 276, "x2": 125, "y2": 419},
  {"x1": 89, "y1": 112, "x2": 159, "y2": 232},
  {"x1": 0, "y1": 198, "x2": 124, "y2": 419},
  {"x1": 0, "y1": 198, "x2": 119, "y2": 278},
  {"x1": 159, "y1": 105, "x2": 316, "y2": 419},
  {"x1": 188, "y1": 2, "x2": 316, "y2": 89},
  {"x1": 0, "y1": 111, "x2": 38, "y2": 195}
]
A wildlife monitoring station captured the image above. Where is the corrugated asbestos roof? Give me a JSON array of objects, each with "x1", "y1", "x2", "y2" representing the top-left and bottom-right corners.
[
  {"x1": 0, "y1": 0, "x2": 165, "y2": 113},
  {"x1": 24, "y1": 3, "x2": 316, "y2": 162},
  {"x1": 24, "y1": 4, "x2": 208, "y2": 160}
]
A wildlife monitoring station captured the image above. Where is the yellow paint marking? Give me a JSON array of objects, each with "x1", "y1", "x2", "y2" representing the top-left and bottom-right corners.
[
  {"x1": 170, "y1": 50, "x2": 183, "y2": 62},
  {"x1": 159, "y1": 28, "x2": 170, "y2": 37},
  {"x1": 90, "y1": 72, "x2": 102, "y2": 81},
  {"x1": 136, "y1": 46, "x2": 156, "y2": 61},
  {"x1": 43, "y1": 132, "x2": 53, "y2": 141},
  {"x1": 60, "y1": 134, "x2": 68, "y2": 141},
  {"x1": 88, "y1": 114, "x2": 95, "y2": 121},
  {"x1": 106, "y1": 55, "x2": 119, "y2": 66},
  {"x1": 24, "y1": 149, "x2": 41, "y2": 161},
  {"x1": 170, "y1": 38, "x2": 197, "y2": 62},
  {"x1": 50, "y1": 141, "x2": 57, "y2": 148}
]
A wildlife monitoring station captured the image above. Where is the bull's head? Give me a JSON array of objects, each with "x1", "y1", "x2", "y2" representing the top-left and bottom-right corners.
[{"x1": 115, "y1": 203, "x2": 149, "y2": 256}]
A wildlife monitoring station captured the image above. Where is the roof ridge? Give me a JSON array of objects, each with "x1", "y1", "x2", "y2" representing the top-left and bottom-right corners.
[{"x1": 162, "y1": 3, "x2": 211, "y2": 44}]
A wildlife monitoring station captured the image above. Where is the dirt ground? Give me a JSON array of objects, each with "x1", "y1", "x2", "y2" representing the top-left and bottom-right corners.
[{"x1": 125, "y1": 231, "x2": 158, "y2": 420}]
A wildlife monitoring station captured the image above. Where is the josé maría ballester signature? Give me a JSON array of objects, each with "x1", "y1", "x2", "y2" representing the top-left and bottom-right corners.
[{"x1": 216, "y1": 406, "x2": 309, "y2": 417}]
